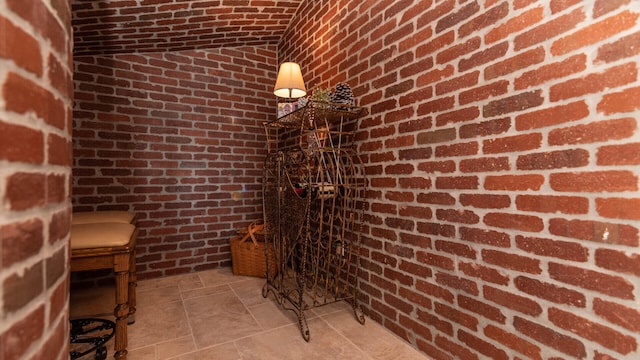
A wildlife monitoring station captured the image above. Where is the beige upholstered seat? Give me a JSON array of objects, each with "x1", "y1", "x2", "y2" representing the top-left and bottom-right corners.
[
  {"x1": 70, "y1": 212, "x2": 138, "y2": 360},
  {"x1": 72, "y1": 210, "x2": 136, "y2": 225}
]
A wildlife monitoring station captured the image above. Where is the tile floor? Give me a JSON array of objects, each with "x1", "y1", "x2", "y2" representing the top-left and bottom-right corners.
[{"x1": 70, "y1": 267, "x2": 428, "y2": 360}]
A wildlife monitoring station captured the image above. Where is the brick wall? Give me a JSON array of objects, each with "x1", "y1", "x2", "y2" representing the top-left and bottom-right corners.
[
  {"x1": 0, "y1": 0, "x2": 73, "y2": 359},
  {"x1": 72, "y1": 46, "x2": 276, "y2": 279},
  {"x1": 280, "y1": 1, "x2": 640, "y2": 359}
]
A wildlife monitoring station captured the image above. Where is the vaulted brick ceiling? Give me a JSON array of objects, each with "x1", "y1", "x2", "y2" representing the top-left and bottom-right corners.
[{"x1": 71, "y1": 0, "x2": 304, "y2": 56}]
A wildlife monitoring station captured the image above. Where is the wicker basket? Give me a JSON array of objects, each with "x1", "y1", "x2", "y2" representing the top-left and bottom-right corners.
[{"x1": 230, "y1": 223, "x2": 276, "y2": 278}]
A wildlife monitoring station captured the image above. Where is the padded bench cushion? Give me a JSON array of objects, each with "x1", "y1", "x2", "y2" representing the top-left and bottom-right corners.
[
  {"x1": 71, "y1": 223, "x2": 136, "y2": 250},
  {"x1": 72, "y1": 211, "x2": 136, "y2": 225}
]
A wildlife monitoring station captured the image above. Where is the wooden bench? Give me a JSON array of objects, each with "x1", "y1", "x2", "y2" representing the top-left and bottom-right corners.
[{"x1": 70, "y1": 211, "x2": 137, "y2": 360}]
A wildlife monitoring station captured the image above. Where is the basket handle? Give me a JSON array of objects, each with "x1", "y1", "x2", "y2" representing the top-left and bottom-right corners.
[{"x1": 239, "y1": 222, "x2": 264, "y2": 247}]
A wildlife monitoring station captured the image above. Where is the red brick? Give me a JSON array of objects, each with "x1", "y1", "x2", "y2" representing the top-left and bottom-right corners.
[
  {"x1": 417, "y1": 160, "x2": 456, "y2": 173},
  {"x1": 514, "y1": 8, "x2": 586, "y2": 51},
  {"x1": 398, "y1": 314, "x2": 433, "y2": 342},
  {"x1": 417, "y1": 251, "x2": 455, "y2": 271},
  {"x1": 416, "y1": 30, "x2": 455, "y2": 59},
  {"x1": 399, "y1": 260, "x2": 433, "y2": 280},
  {"x1": 436, "y1": 37, "x2": 481, "y2": 65},
  {"x1": 550, "y1": 0, "x2": 582, "y2": 13},
  {"x1": 3, "y1": 261, "x2": 44, "y2": 313},
  {"x1": 416, "y1": 279, "x2": 455, "y2": 304},
  {"x1": 486, "y1": 6, "x2": 544, "y2": 44},
  {"x1": 399, "y1": 25, "x2": 434, "y2": 53},
  {"x1": 552, "y1": 10, "x2": 638, "y2": 56},
  {"x1": 515, "y1": 53, "x2": 586, "y2": 90},
  {"x1": 597, "y1": 86, "x2": 640, "y2": 115},
  {"x1": 594, "y1": 0, "x2": 631, "y2": 18},
  {"x1": 436, "y1": 72, "x2": 479, "y2": 96},
  {"x1": 460, "y1": 227, "x2": 511, "y2": 247},
  {"x1": 516, "y1": 195, "x2": 589, "y2": 214},
  {"x1": 597, "y1": 143, "x2": 640, "y2": 166},
  {"x1": 549, "y1": 307, "x2": 637, "y2": 355},
  {"x1": 435, "y1": 107, "x2": 480, "y2": 126},
  {"x1": 434, "y1": 334, "x2": 479, "y2": 360},
  {"x1": 460, "y1": 156, "x2": 510, "y2": 173},
  {"x1": 416, "y1": 309, "x2": 454, "y2": 337},
  {"x1": 398, "y1": 206, "x2": 433, "y2": 219},
  {"x1": 484, "y1": 324, "x2": 542, "y2": 360},
  {"x1": 482, "y1": 249, "x2": 542, "y2": 274},
  {"x1": 0, "y1": 121, "x2": 44, "y2": 164},
  {"x1": 459, "y1": 193, "x2": 511, "y2": 209},
  {"x1": 484, "y1": 212, "x2": 543, "y2": 232},
  {"x1": 597, "y1": 197, "x2": 640, "y2": 220},
  {"x1": 483, "y1": 90, "x2": 544, "y2": 117},
  {"x1": 595, "y1": 248, "x2": 640, "y2": 277},
  {"x1": 514, "y1": 316, "x2": 586, "y2": 358},
  {"x1": 548, "y1": 262, "x2": 634, "y2": 299},
  {"x1": 459, "y1": 41, "x2": 509, "y2": 72},
  {"x1": 485, "y1": 47, "x2": 545, "y2": 80},
  {"x1": 459, "y1": 117, "x2": 510, "y2": 139},
  {"x1": 516, "y1": 235, "x2": 589, "y2": 262},
  {"x1": 514, "y1": 275, "x2": 586, "y2": 307},
  {"x1": 397, "y1": 176, "x2": 432, "y2": 189},
  {"x1": 593, "y1": 298, "x2": 640, "y2": 333},
  {"x1": 549, "y1": 117, "x2": 637, "y2": 145},
  {"x1": 550, "y1": 62, "x2": 637, "y2": 102},
  {"x1": 435, "y1": 240, "x2": 477, "y2": 259},
  {"x1": 436, "y1": 272, "x2": 479, "y2": 296},
  {"x1": 47, "y1": 174, "x2": 67, "y2": 204},
  {"x1": 1, "y1": 306, "x2": 45, "y2": 360},
  {"x1": 516, "y1": 100, "x2": 589, "y2": 130},
  {"x1": 0, "y1": 219, "x2": 44, "y2": 268},
  {"x1": 459, "y1": 261, "x2": 509, "y2": 285},
  {"x1": 3, "y1": 72, "x2": 66, "y2": 130},
  {"x1": 416, "y1": 192, "x2": 455, "y2": 206},
  {"x1": 459, "y1": 80, "x2": 509, "y2": 105},
  {"x1": 436, "y1": 209, "x2": 479, "y2": 224},
  {"x1": 458, "y1": 295, "x2": 506, "y2": 324},
  {"x1": 517, "y1": 148, "x2": 589, "y2": 170},
  {"x1": 416, "y1": 222, "x2": 456, "y2": 238},
  {"x1": 434, "y1": 302, "x2": 478, "y2": 331},
  {"x1": 416, "y1": 128, "x2": 456, "y2": 145},
  {"x1": 435, "y1": 1, "x2": 480, "y2": 33},
  {"x1": 483, "y1": 133, "x2": 542, "y2": 154},
  {"x1": 417, "y1": 0, "x2": 456, "y2": 28},
  {"x1": 0, "y1": 16, "x2": 42, "y2": 76},
  {"x1": 458, "y1": 329, "x2": 508, "y2": 360},
  {"x1": 596, "y1": 30, "x2": 640, "y2": 63},
  {"x1": 416, "y1": 65, "x2": 455, "y2": 87},
  {"x1": 5, "y1": 172, "x2": 46, "y2": 211},
  {"x1": 550, "y1": 170, "x2": 638, "y2": 192},
  {"x1": 484, "y1": 285, "x2": 543, "y2": 316},
  {"x1": 459, "y1": 2, "x2": 509, "y2": 39},
  {"x1": 549, "y1": 218, "x2": 639, "y2": 246},
  {"x1": 435, "y1": 142, "x2": 478, "y2": 158},
  {"x1": 435, "y1": 176, "x2": 479, "y2": 190}
]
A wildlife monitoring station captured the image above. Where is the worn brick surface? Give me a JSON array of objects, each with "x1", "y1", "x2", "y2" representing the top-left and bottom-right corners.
[{"x1": 56, "y1": 1, "x2": 640, "y2": 359}]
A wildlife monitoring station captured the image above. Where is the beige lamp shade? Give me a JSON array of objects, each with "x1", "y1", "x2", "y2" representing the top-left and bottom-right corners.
[{"x1": 274, "y1": 62, "x2": 306, "y2": 98}]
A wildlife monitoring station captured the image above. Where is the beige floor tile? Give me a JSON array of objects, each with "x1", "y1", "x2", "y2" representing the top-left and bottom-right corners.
[
  {"x1": 127, "y1": 345, "x2": 157, "y2": 360},
  {"x1": 128, "y1": 299, "x2": 191, "y2": 350},
  {"x1": 247, "y1": 299, "x2": 299, "y2": 330},
  {"x1": 156, "y1": 336, "x2": 197, "y2": 360},
  {"x1": 138, "y1": 284, "x2": 182, "y2": 305},
  {"x1": 69, "y1": 268, "x2": 428, "y2": 360},
  {"x1": 322, "y1": 310, "x2": 427, "y2": 360},
  {"x1": 169, "y1": 342, "x2": 241, "y2": 360},
  {"x1": 235, "y1": 318, "x2": 371, "y2": 360},
  {"x1": 197, "y1": 267, "x2": 248, "y2": 287},
  {"x1": 184, "y1": 291, "x2": 261, "y2": 348},
  {"x1": 229, "y1": 277, "x2": 271, "y2": 308}
]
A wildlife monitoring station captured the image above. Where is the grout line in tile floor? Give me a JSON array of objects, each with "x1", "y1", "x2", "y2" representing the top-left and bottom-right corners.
[{"x1": 70, "y1": 267, "x2": 428, "y2": 360}]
